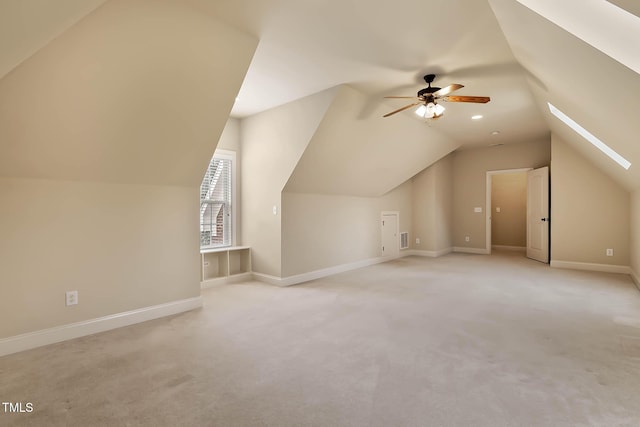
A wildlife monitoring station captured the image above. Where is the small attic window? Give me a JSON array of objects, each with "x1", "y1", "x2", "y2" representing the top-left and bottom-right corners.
[
  {"x1": 200, "y1": 151, "x2": 234, "y2": 248},
  {"x1": 548, "y1": 103, "x2": 631, "y2": 170}
]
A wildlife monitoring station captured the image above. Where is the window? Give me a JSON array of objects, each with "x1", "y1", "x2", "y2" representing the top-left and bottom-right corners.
[{"x1": 200, "y1": 150, "x2": 234, "y2": 248}]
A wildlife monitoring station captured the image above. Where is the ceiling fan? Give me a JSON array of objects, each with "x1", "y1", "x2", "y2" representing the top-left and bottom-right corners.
[{"x1": 383, "y1": 74, "x2": 490, "y2": 119}]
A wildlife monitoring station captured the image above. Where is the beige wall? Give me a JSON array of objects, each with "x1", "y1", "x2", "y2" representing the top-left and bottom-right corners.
[
  {"x1": 412, "y1": 154, "x2": 453, "y2": 252},
  {"x1": 284, "y1": 85, "x2": 459, "y2": 197},
  {"x1": 0, "y1": 1, "x2": 257, "y2": 338},
  {"x1": 0, "y1": 0, "x2": 256, "y2": 187},
  {"x1": 0, "y1": 178, "x2": 200, "y2": 338},
  {"x1": 216, "y1": 118, "x2": 241, "y2": 152},
  {"x1": 281, "y1": 181, "x2": 413, "y2": 277},
  {"x1": 240, "y1": 88, "x2": 337, "y2": 277},
  {"x1": 491, "y1": 172, "x2": 527, "y2": 247},
  {"x1": 551, "y1": 136, "x2": 630, "y2": 266},
  {"x1": 452, "y1": 138, "x2": 551, "y2": 250},
  {"x1": 631, "y1": 190, "x2": 640, "y2": 281}
]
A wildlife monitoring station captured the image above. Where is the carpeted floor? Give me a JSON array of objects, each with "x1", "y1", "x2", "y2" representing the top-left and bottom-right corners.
[{"x1": 2, "y1": 251, "x2": 640, "y2": 426}]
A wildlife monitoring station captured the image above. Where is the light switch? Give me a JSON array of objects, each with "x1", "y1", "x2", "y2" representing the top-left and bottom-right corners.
[
  {"x1": 496, "y1": 207, "x2": 501, "y2": 213},
  {"x1": 474, "y1": 207, "x2": 482, "y2": 213}
]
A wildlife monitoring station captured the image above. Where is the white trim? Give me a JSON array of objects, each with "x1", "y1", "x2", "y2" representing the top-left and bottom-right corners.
[
  {"x1": 453, "y1": 247, "x2": 490, "y2": 255},
  {"x1": 201, "y1": 272, "x2": 252, "y2": 289},
  {"x1": 252, "y1": 272, "x2": 286, "y2": 287},
  {"x1": 492, "y1": 245, "x2": 526, "y2": 252},
  {"x1": 408, "y1": 248, "x2": 453, "y2": 258},
  {"x1": 253, "y1": 254, "x2": 408, "y2": 287},
  {"x1": 485, "y1": 168, "x2": 532, "y2": 255},
  {"x1": 201, "y1": 245, "x2": 250, "y2": 254},
  {"x1": 209, "y1": 148, "x2": 237, "y2": 246},
  {"x1": 550, "y1": 260, "x2": 631, "y2": 275},
  {"x1": 0, "y1": 296, "x2": 203, "y2": 357}
]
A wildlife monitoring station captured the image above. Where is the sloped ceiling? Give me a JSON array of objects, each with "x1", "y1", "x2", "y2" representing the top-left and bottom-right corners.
[
  {"x1": 0, "y1": 0, "x2": 257, "y2": 186},
  {"x1": 0, "y1": 0, "x2": 107, "y2": 79},
  {"x1": 3, "y1": 0, "x2": 637, "y2": 195},
  {"x1": 489, "y1": 0, "x2": 640, "y2": 191},
  {"x1": 205, "y1": 0, "x2": 546, "y2": 151},
  {"x1": 608, "y1": 0, "x2": 640, "y2": 16},
  {"x1": 284, "y1": 85, "x2": 459, "y2": 197}
]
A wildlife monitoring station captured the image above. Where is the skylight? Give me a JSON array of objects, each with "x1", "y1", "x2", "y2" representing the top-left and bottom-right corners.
[
  {"x1": 515, "y1": 0, "x2": 640, "y2": 75},
  {"x1": 548, "y1": 103, "x2": 631, "y2": 170}
]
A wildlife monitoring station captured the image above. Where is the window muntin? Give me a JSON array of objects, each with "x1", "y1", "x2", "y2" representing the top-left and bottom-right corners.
[{"x1": 200, "y1": 153, "x2": 233, "y2": 248}]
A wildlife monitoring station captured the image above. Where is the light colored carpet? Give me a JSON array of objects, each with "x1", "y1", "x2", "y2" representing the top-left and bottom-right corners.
[{"x1": 2, "y1": 251, "x2": 640, "y2": 426}]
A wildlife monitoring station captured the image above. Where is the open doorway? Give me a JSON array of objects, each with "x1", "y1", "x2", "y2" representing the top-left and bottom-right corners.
[
  {"x1": 485, "y1": 167, "x2": 550, "y2": 262},
  {"x1": 485, "y1": 169, "x2": 531, "y2": 255}
]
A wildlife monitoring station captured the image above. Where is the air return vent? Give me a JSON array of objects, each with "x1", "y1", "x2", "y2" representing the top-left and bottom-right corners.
[{"x1": 400, "y1": 232, "x2": 409, "y2": 249}]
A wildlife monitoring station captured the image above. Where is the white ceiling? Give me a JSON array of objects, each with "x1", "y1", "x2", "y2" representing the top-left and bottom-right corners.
[{"x1": 190, "y1": 0, "x2": 549, "y2": 148}]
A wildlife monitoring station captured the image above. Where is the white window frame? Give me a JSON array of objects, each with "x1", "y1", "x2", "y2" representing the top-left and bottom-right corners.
[{"x1": 200, "y1": 149, "x2": 236, "y2": 248}]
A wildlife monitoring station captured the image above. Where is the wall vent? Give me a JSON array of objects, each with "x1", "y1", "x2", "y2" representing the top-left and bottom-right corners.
[{"x1": 400, "y1": 232, "x2": 409, "y2": 249}]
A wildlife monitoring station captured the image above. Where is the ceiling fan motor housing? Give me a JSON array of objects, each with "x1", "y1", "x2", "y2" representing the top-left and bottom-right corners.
[
  {"x1": 417, "y1": 88, "x2": 439, "y2": 98},
  {"x1": 417, "y1": 74, "x2": 440, "y2": 97}
]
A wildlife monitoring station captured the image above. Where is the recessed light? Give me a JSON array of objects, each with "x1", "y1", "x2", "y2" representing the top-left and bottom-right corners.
[
  {"x1": 491, "y1": 130, "x2": 500, "y2": 135},
  {"x1": 472, "y1": 115, "x2": 483, "y2": 120}
]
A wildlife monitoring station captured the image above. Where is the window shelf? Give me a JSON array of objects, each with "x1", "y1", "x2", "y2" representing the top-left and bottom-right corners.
[{"x1": 201, "y1": 246, "x2": 251, "y2": 288}]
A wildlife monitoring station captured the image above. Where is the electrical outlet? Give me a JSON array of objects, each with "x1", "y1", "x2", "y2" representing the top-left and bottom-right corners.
[
  {"x1": 65, "y1": 291, "x2": 78, "y2": 306},
  {"x1": 474, "y1": 207, "x2": 482, "y2": 213},
  {"x1": 606, "y1": 248, "x2": 614, "y2": 257},
  {"x1": 416, "y1": 238, "x2": 420, "y2": 245},
  {"x1": 465, "y1": 236, "x2": 470, "y2": 242}
]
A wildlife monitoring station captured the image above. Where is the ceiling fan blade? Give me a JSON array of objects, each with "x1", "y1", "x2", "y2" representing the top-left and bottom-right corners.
[
  {"x1": 383, "y1": 102, "x2": 421, "y2": 118},
  {"x1": 432, "y1": 84, "x2": 464, "y2": 98},
  {"x1": 384, "y1": 96, "x2": 421, "y2": 99},
  {"x1": 442, "y1": 95, "x2": 490, "y2": 103}
]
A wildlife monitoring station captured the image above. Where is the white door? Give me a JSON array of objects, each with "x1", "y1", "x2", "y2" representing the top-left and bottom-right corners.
[
  {"x1": 381, "y1": 213, "x2": 399, "y2": 258},
  {"x1": 526, "y1": 166, "x2": 550, "y2": 263}
]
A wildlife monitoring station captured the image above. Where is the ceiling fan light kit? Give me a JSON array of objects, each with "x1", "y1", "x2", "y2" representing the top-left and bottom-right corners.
[
  {"x1": 415, "y1": 102, "x2": 445, "y2": 119},
  {"x1": 383, "y1": 73, "x2": 490, "y2": 119}
]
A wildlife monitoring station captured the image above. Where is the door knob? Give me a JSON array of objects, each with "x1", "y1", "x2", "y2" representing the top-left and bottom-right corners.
[{"x1": 541, "y1": 218, "x2": 548, "y2": 221}]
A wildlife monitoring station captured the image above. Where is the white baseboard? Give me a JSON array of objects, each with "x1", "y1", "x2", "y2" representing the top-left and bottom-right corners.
[
  {"x1": 407, "y1": 248, "x2": 453, "y2": 258},
  {"x1": 453, "y1": 247, "x2": 490, "y2": 255},
  {"x1": 0, "y1": 296, "x2": 202, "y2": 358},
  {"x1": 201, "y1": 272, "x2": 252, "y2": 289},
  {"x1": 253, "y1": 254, "x2": 409, "y2": 287},
  {"x1": 251, "y1": 272, "x2": 285, "y2": 286},
  {"x1": 492, "y1": 245, "x2": 526, "y2": 252},
  {"x1": 550, "y1": 260, "x2": 631, "y2": 275}
]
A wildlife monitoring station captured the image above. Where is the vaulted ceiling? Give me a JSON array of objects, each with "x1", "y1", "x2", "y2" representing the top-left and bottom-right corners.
[
  {"x1": 0, "y1": 0, "x2": 256, "y2": 186},
  {"x1": 1, "y1": 0, "x2": 638, "y2": 194}
]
